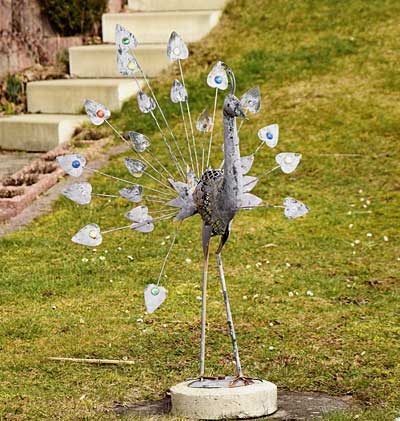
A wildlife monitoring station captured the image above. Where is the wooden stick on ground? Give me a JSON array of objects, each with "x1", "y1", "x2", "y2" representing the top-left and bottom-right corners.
[{"x1": 48, "y1": 357, "x2": 135, "y2": 365}]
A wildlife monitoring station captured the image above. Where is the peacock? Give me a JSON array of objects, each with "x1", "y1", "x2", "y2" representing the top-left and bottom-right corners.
[{"x1": 57, "y1": 26, "x2": 310, "y2": 387}]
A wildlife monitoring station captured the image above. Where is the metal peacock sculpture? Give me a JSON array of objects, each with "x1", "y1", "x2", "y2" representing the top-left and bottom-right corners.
[{"x1": 57, "y1": 26, "x2": 310, "y2": 387}]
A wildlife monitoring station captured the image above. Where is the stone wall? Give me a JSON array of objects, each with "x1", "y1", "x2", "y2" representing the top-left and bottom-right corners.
[{"x1": 0, "y1": 0, "x2": 124, "y2": 77}]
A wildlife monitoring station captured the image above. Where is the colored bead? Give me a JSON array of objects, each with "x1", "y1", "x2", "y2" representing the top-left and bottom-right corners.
[
  {"x1": 88, "y1": 229, "x2": 97, "y2": 239},
  {"x1": 267, "y1": 132, "x2": 273, "y2": 140},
  {"x1": 127, "y1": 61, "x2": 136, "y2": 70},
  {"x1": 151, "y1": 287, "x2": 160, "y2": 296},
  {"x1": 214, "y1": 75, "x2": 223, "y2": 84},
  {"x1": 96, "y1": 109, "x2": 105, "y2": 118},
  {"x1": 72, "y1": 160, "x2": 81, "y2": 168},
  {"x1": 122, "y1": 37, "x2": 130, "y2": 45}
]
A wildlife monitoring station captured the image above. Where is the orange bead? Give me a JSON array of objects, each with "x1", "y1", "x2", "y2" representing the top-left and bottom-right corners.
[{"x1": 96, "y1": 109, "x2": 105, "y2": 118}]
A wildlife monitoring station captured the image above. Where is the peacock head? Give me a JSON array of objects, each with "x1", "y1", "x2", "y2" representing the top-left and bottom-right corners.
[{"x1": 221, "y1": 62, "x2": 246, "y2": 119}]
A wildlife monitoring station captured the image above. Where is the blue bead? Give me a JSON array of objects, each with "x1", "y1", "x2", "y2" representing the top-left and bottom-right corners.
[
  {"x1": 72, "y1": 160, "x2": 81, "y2": 168},
  {"x1": 267, "y1": 132, "x2": 273, "y2": 140},
  {"x1": 214, "y1": 75, "x2": 223, "y2": 84}
]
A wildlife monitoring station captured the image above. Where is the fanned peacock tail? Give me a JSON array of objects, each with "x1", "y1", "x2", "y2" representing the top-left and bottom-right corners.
[{"x1": 57, "y1": 25, "x2": 310, "y2": 314}]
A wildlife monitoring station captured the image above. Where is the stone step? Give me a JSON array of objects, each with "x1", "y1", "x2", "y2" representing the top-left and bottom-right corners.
[
  {"x1": 0, "y1": 114, "x2": 86, "y2": 152},
  {"x1": 69, "y1": 44, "x2": 168, "y2": 78},
  {"x1": 102, "y1": 10, "x2": 222, "y2": 44},
  {"x1": 27, "y1": 79, "x2": 140, "y2": 114},
  {"x1": 127, "y1": 0, "x2": 227, "y2": 11}
]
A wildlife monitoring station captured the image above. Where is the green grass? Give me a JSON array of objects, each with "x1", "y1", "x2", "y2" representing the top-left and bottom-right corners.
[{"x1": 1, "y1": 0, "x2": 400, "y2": 419}]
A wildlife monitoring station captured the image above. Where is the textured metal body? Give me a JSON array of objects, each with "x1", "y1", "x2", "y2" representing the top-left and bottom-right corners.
[
  {"x1": 193, "y1": 93, "x2": 244, "y2": 236},
  {"x1": 193, "y1": 169, "x2": 225, "y2": 235}
]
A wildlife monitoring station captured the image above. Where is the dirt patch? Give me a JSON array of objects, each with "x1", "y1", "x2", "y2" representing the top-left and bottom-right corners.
[{"x1": 113, "y1": 390, "x2": 354, "y2": 419}]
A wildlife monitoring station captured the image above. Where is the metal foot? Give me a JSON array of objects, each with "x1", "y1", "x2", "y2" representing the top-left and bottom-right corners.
[{"x1": 229, "y1": 375, "x2": 255, "y2": 387}]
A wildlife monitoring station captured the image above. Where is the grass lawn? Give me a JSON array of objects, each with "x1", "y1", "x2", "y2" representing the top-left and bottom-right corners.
[{"x1": 1, "y1": 0, "x2": 399, "y2": 419}]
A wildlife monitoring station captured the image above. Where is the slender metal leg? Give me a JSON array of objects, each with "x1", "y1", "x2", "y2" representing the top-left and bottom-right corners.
[
  {"x1": 200, "y1": 224, "x2": 212, "y2": 378},
  {"x1": 200, "y1": 249, "x2": 209, "y2": 377},
  {"x1": 216, "y1": 251, "x2": 243, "y2": 377}
]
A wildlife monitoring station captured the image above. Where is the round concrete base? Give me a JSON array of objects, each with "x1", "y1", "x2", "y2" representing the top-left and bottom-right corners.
[{"x1": 170, "y1": 378, "x2": 277, "y2": 420}]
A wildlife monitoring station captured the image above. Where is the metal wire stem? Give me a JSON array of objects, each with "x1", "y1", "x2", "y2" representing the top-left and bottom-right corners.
[
  {"x1": 179, "y1": 101, "x2": 194, "y2": 174},
  {"x1": 254, "y1": 141, "x2": 265, "y2": 155},
  {"x1": 101, "y1": 225, "x2": 132, "y2": 234},
  {"x1": 178, "y1": 59, "x2": 199, "y2": 178},
  {"x1": 156, "y1": 225, "x2": 180, "y2": 286},
  {"x1": 86, "y1": 168, "x2": 137, "y2": 186},
  {"x1": 239, "y1": 204, "x2": 284, "y2": 210},
  {"x1": 93, "y1": 193, "x2": 119, "y2": 198},
  {"x1": 105, "y1": 120, "x2": 130, "y2": 146},
  {"x1": 146, "y1": 149, "x2": 175, "y2": 181},
  {"x1": 201, "y1": 132, "x2": 206, "y2": 175},
  {"x1": 105, "y1": 119, "x2": 174, "y2": 192},
  {"x1": 146, "y1": 194, "x2": 170, "y2": 202},
  {"x1": 133, "y1": 54, "x2": 188, "y2": 173},
  {"x1": 150, "y1": 110, "x2": 186, "y2": 180},
  {"x1": 86, "y1": 168, "x2": 173, "y2": 198},
  {"x1": 101, "y1": 213, "x2": 177, "y2": 235},
  {"x1": 206, "y1": 88, "x2": 219, "y2": 169},
  {"x1": 256, "y1": 165, "x2": 280, "y2": 181}
]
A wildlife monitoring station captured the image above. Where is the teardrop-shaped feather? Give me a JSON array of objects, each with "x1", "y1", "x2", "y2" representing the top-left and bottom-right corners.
[
  {"x1": 72, "y1": 223, "x2": 102, "y2": 247},
  {"x1": 170, "y1": 79, "x2": 188, "y2": 103},
  {"x1": 144, "y1": 284, "x2": 167, "y2": 313},
  {"x1": 258, "y1": 124, "x2": 279, "y2": 148},
  {"x1": 62, "y1": 182, "x2": 92, "y2": 205},
  {"x1": 119, "y1": 185, "x2": 143, "y2": 202},
  {"x1": 242, "y1": 176, "x2": 258, "y2": 193},
  {"x1": 127, "y1": 131, "x2": 151, "y2": 153},
  {"x1": 240, "y1": 155, "x2": 254, "y2": 175},
  {"x1": 166, "y1": 197, "x2": 185, "y2": 208},
  {"x1": 84, "y1": 99, "x2": 110, "y2": 125},
  {"x1": 137, "y1": 91, "x2": 156, "y2": 114},
  {"x1": 241, "y1": 193, "x2": 262, "y2": 208},
  {"x1": 283, "y1": 197, "x2": 310, "y2": 219},
  {"x1": 174, "y1": 207, "x2": 197, "y2": 221},
  {"x1": 166, "y1": 31, "x2": 189, "y2": 61},
  {"x1": 169, "y1": 178, "x2": 189, "y2": 194},
  {"x1": 131, "y1": 219, "x2": 154, "y2": 233},
  {"x1": 117, "y1": 48, "x2": 138, "y2": 76},
  {"x1": 196, "y1": 109, "x2": 213, "y2": 133},
  {"x1": 240, "y1": 86, "x2": 261, "y2": 113},
  {"x1": 275, "y1": 152, "x2": 302, "y2": 174},
  {"x1": 186, "y1": 168, "x2": 197, "y2": 188},
  {"x1": 207, "y1": 61, "x2": 228, "y2": 90},
  {"x1": 115, "y1": 24, "x2": 138, "y2": 50},
  {"x1": 124, "y1": 158, "x2": 146, "y2": 177},
  {"x1": 56, "y1": 154, "x2": 86, "y2": 177},
  {"x1": 125, "y1": 205, "x2": 149, "y2": 222}
]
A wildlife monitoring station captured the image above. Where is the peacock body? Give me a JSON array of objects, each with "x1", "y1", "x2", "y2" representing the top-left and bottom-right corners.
[{"x1": 57, "y1": 26, "x2": 310, "y2": 386}]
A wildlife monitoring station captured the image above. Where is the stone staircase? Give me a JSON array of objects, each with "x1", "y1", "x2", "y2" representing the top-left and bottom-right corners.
[{"x1": 0, "y1": 0, "x2": 226, "y2": 153}]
